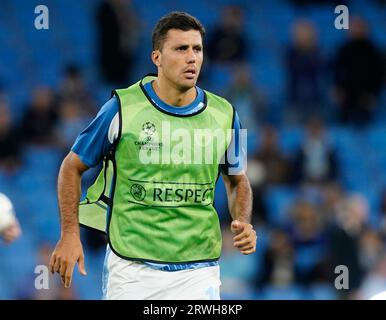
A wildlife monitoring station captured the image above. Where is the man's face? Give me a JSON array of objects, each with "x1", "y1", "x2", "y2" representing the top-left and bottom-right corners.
[{"x1": 153, "y1": 29, "x2": 203, "y2": 91}]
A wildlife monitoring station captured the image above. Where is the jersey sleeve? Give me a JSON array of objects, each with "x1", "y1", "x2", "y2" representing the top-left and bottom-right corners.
[
  {"x1": 71, "y1": 96, "x2": 119, "y2": 167},
  {"x1": 220, "y1": 111, "x2": 246, "y2": 175}
]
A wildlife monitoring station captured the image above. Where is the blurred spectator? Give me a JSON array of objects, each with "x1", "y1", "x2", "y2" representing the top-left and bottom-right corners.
[
  {"x1": 0, "y1": 101, "x2": 22, "y2": 173},
  {"x1": 379, "y1": 189, "x2": 386, "y2": 240},
  {"x1": 291, "y1": 0, "x2": 347, "y2": 6},
  {"x1": 253, "y1": 125, "x2": 291, "y2": 186},
  {"x1": 225, "y1": 64, "x2": 265, "y2": 132},
  {"x1": 57, "y1": 65, "x2": 95, "y2": 116},
  {"x1": 21, "y1": 86, "x2": 58, "y2": 145},
  {"x1": 207, "y1": 5, "x2": 247, "y2": 64},
  {"x1": 286, "y1": 200, "x2": 328, "y2": 284},
  {"x1": 96, "y1": 0, "x2": 139, "y2": 86},
  {"x1": 56, "y1": 100, "x2": 90, "y2": 152},
  {"x1": 320, "y1": 182, "x2": 345, "y2": 224},
  {"x1": 255, "y1": 229, "x2": 296, "y2": 288},
  {"x1": 377, "y1": 0, "x2": 386, "y2": 6},
  {"x1": 288, "y1": 200, "x2": 325, "y2": 246},
  {"x1": 293, "y1": 118, "x2": 338, "y2": 185},
  {"x1": 326, "y1": 195, "x2": 369, "y2": 298},
  {"x1": 285, "y1": 19, "x2": 325, "y2": 123},
  {"x1": 359, "y1": 228, "x2": 384, "y2": 273},
  {"x1": 290, "y1": 0, "x2": 345, "y2": 6},
  {"x1": 248, "y1": 125, "x2": 291, "y2": 224},
  {"x1": 333, "y1": 17, "x2": 384, "y2": 126}
]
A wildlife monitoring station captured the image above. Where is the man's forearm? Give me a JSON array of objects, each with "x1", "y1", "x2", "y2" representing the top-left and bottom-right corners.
[
  {"x1": 57, "y1": 157, "x2": 83, "y2": 237},
  {"x1": 226, "y1": 174, "x2": 253, "y2": 223}
]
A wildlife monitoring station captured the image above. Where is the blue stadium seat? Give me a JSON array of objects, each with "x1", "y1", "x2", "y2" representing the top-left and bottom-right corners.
[
  {"x1": 309, "y1": 284, "x2": 337, "y2": 300},
  {"x1": 366, "y1": 125, "x2": 386, "y2": 152},
  {"x1": 0, "y1": 231, "x2": 38, "y2": 287},
  {"x1": 23, "y1": 146, "x2": 62, "y2": 169},
  {"x1": 294, "y1": 244, "x2": 326, "y2": 275},
  {"x1": 264, "y1": 186, "x2": 297, "y2": 226},
  {"x1": 74, "y1": 248, "x2": 105, "y2": 299},
  {"x1": 279, "y1": 126, "x2": 304, "y2": 156},
  {"x1": 261, "y1": 284, "x2": 306, "y2": 300}
]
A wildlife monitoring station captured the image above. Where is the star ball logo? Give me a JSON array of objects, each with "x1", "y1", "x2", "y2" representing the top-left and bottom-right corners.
[
  {"x1": 134, "y1": 122, "x2": 163, "y2": 151},
  {"x1": 142, "y1": 122, "x2": 156, "y2": 138},
  {"x1": 130, "y1": 184, "x2": 146, "y2": 201}
]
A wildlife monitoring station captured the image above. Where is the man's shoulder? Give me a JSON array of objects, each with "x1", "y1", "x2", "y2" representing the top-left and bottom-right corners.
[
  {"x1": 114, "y1": 79, "x2": 142, "y2": 97},
  {"x1": 203, "y1": 89, "x2": 234, "y2": 111},
  {"x1": 112, "y1": 80, "x2": 147, "y2": 110}
]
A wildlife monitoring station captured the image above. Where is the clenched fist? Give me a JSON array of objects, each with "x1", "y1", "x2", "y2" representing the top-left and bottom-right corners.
[{"x1": 230, "y1": 220, "x2": 257, "y2": 255}]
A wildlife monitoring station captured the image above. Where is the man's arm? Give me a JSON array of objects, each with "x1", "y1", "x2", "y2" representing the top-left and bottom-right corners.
[
  {"x1": 222, "y1": 172, "x2": 257, "y2": 255},
  {"x1": 49, "y1": 151, "x2": 89, "y2": 288}
]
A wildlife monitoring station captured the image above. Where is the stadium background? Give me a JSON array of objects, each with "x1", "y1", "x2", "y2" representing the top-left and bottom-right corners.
[{"x1": 0, "y1": 0, "x2": 385, "y2": 299}]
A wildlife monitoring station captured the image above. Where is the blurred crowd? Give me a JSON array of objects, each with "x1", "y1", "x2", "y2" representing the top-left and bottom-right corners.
[{"x1": 0, "y1": 0, "x2": 386, "y2": 300}]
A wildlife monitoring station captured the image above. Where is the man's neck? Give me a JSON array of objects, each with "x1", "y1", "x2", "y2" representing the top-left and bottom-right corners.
[{"x1": 152, "y1": 77, "x2": 196, "y2": 107}]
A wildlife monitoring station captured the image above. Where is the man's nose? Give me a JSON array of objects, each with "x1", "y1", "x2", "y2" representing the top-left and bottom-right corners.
[{"x1": 186, "y1": 48, "x2": 196, "y2": 63}]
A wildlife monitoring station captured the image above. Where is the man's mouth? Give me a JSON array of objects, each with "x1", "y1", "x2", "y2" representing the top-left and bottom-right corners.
[{"x1": 184, "y1": 68, "x2": 196, "y2": 79}]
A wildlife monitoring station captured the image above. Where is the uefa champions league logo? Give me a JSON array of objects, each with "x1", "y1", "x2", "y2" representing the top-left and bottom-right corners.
[
  {"x1": 142, "y1": 122, "x2": 156, "y2": 137},
  {"x1": 134, "y1": 122, "x2": 162, "y2": 151}
]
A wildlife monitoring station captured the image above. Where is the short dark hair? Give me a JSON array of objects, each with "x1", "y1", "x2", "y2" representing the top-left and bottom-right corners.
[{"x1": 152, "y1": 11, "x2": 205, "y2": 51}]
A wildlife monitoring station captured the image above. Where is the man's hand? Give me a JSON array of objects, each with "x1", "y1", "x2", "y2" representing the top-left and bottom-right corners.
[
  {"x1": 231, "y1": 220, "x2": 257, "y2": 255},
  {"x1": 49, "y1": 234, "x2": 87, "y2": 288}
]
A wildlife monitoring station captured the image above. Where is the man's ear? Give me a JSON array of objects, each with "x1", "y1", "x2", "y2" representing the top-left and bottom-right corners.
[{"x1": 151, "y1": 50, "x2": 161, "y2": 68}]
